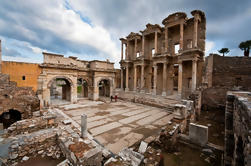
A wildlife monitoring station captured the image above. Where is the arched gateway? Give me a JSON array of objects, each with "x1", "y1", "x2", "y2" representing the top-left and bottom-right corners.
[{"x1": 38, "y1": 52, "x2": 116, "y2": 107}]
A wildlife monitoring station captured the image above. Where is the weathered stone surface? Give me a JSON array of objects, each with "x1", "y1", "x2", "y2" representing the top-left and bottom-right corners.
[
  {"x1": 5, "y1": 114, "x2": 57, "y2": 136},
  {"x1": 224, "y1": 91, "x2": 251, "y2": 166},
  {"x1": 189, "y1": 123, "x2": 208, "y2": 146},
  {"x1": 118, "y1": 148, "x2": 144, "y2": 166},
  {"x1": 138, "y1": 141, "x2": 148, "y2": 154}
]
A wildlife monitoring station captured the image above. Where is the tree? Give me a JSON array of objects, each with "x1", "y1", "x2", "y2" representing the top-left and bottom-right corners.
[
  {"x1": 218, "y1": 48, "x2": 230, "y2": 57},
  {"x1": 239, "y1": 40, "x2": 251, "y2": 57}
]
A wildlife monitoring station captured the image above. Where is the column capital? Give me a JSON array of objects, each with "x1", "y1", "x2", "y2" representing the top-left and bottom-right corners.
[
  {"x1": 192, "y1": 58, "x2": 198, "y2": 62},
  {"x1": 178, "y1": 60, "x2": 183, "y2": 64},
  {"x1": 153, "y1": 64, "x2": 157, "y2": 68}
]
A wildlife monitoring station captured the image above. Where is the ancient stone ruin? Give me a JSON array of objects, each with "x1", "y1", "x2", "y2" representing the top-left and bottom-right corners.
[{"x1": 0, "y1": 10, "x2": 250, "y2": 166}]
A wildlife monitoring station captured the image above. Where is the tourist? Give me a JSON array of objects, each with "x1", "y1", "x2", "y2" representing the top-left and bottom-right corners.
[{"x1": 115, "y1": 95, "x2": 118, "y2": 102}]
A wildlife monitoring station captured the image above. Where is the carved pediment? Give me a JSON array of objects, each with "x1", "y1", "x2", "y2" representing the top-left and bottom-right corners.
[
  {"x1": 141, "y1": 23, "x2": 162, "y2": 35},
  {"x1": 162, "y1": 12, "x2": 187, "y2": 25},
  {"x1": 126, "y1": 32, "x2": 141, "y2": 41}
]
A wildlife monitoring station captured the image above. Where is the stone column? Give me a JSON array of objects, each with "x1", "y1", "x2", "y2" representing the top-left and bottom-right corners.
[
  {"x1": 125, "y1": 66, "x2": 129, "y2": 92},
  {"x1": 134, "y1": 38, "x2": 137, "y2": 58},
  {"x1": 120, "y1": 67, "x2": 124, "y2": 90},
  {"x1": 162, "y1": 63, "x2": 167, "y2": 96},
  {"x1": 142, "y1": 35, "x2": 145, "y2": 57},
  {"x1": 121, "y1": 42, "x2": 124, "y2": 60},
  {"x1": 133, "y1": 65, "x2": 137, "y2": 91},
  {"x1": 81, "y1": 114, "x2": 87, "y2": 138},
  {"x1": 180, "y1": 23, "x2": 184, "y2": 51},
  {"x1": 167, "y1": 64, "x2": 174, "y2": 95},
  {"x1": 165, "y1": 27, "x2": 168, "y2": 52},
  {"x1": 178, "y1": 62, "x2": 183, "y2": 96},
  {"x1": 191, "y1": 59, "x2": 197, "y2": 91},
  {"x1": 140, "y1": 65, "x2": 145, "y2": 93},
  {"x1": 152, "y1": 65, "x2": 157, "y2": 95},
  {"x1": 193, "y1": 18, "x2": 198, "y2": 48},
  {"x1": 125, "y1": 42, "x2": 128, "y2": 60},
  {"x1": 154, "y1": 31, "x2": 158, "y2": 54}
]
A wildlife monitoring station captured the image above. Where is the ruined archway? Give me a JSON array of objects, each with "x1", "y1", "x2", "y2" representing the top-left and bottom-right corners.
[
  {"x1": 48, "y1": 77, "x2": 72, "y2": 104},
  {"x1": 98, "y1": 79, "x2": 110, "y2": 97},
  {"x1": 77, "y1": 78, "x2": 88, "y2": 98},
  {"x1": 0, "y1": 109, "x2": 21, "y2": 129}
]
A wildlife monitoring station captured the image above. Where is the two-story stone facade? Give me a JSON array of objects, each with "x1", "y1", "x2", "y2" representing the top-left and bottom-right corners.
[{"x1": 120, "y1": 10, "x2": 206, "y2": 98}]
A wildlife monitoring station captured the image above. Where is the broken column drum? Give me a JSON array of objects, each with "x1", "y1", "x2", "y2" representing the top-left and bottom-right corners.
[{"x1": 81, "y1": 114, "x2": 87, "y2": 138}]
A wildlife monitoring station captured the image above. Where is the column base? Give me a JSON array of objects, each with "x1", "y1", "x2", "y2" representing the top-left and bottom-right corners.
[
  {"x1": 152, "y1": 90, "x2": 156, "y2": 95},
  {"x1": 125, "y1": 88, "x2": 129, "y2": 92},
  {"x1": 167, "y1": 90, "x2": 173, "y2": 96},
  {"x1": 162, "y1": 91, "x2": 166, "y2": 96},
  {"x1": 140, "y1": 90, "x2": 145, "y2": 93}
]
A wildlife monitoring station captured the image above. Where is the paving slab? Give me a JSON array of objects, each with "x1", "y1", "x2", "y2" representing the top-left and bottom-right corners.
[
  {"x1": 153, "y1": 114, "x2": 174, "y2": 126},
  {"x1": 105, "y1": 132, "x2": 144, "y2": 154},
  {"x1": 136, "y1": 111, "x2": 168, "y2": 125},
  {"x1": 90, "y1": 122, "x2": 122, "y2": 136},
  {"x1": 119, "y1": 109, "x2": 160, "y2": 124}
]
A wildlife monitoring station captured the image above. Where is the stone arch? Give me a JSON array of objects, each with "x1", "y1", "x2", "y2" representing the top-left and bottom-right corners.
[
  {"x1": 97, "y1": 78, "x2": 112, "y2": 97},
  {"x1": 47, "y1": 76, "x2": 74, "y2": 104},
  {"x1": 77, "y1": 78, "x2": 89, "y2": 98},
  {"x1": 47, "y1": 76, "x2": 74, "y2": 88},
  {"x1": 0, "y1": 109, "x2": 21, "y2": 129}
]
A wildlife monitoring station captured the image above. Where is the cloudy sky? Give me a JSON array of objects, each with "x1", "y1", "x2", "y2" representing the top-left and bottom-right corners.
[{"x1": 0, "y1": 0, "x2": 250, "y2": 68}]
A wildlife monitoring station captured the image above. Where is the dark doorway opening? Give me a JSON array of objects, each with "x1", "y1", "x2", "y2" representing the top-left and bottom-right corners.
[{"x1": 0, "y1": 109, "x2": 21, "y2": 129}]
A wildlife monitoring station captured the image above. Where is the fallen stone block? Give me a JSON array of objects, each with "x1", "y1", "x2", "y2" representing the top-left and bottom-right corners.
[
  {"x1": 138, "y1": 141, "x2": 148, "y2": 154},
  {"x1": 62, "y1": 119, "x2": 72, "y2": 125},
  {"x1": 189, "y1": 123, "x2": 208, "y2": 146},
  {"x1": 118, "y1": 148, "x2": 144, "y2": 166}
]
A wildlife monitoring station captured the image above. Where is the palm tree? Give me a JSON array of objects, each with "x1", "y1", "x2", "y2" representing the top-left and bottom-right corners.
[
  {"x1": 218, "y1": 48, "x2": 230, "y2": 57},
  {"x1": 239, "y1": 40, "x2": 251, "y2": 57}
]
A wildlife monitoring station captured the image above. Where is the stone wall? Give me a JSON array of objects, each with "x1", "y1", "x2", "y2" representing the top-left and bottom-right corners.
[
  {"x1": 5, "y1": 114, "x2": 56, "y2": 136},
  {"x1": 224, "y1": 91, "x2": 251, "y2": 166},
  {"x1": 8, "y1": 128, "x2": 61, "y2": 164},
  {"x1": 0, "y1": 74, "x2": 40, "y2": 124},
  {"x1": 202, "y1": 54, "x2": 251, "y2": 110}
]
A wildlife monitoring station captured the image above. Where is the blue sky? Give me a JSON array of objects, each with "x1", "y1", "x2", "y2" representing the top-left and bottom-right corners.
[{"x1": 0, "y1": 0, "x2": 250, "y2": 68}]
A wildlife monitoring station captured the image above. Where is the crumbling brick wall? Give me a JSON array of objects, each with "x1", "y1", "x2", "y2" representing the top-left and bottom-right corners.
[{"x1": 0, "y1": 74, "x2": 40, "y2": 127}]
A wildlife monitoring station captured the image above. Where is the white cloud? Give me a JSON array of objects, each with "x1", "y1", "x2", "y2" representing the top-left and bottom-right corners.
[
  {"x1": 0, "y1": 0, "x2": 120, "y2": 65},
  {"x1": 205, "y1": 40, "x2": 215, "y2": 56}
]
